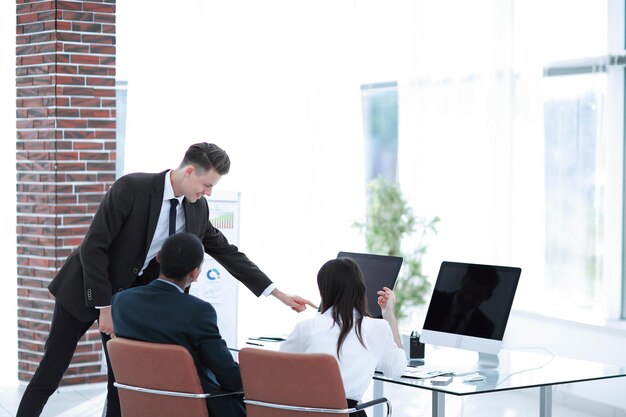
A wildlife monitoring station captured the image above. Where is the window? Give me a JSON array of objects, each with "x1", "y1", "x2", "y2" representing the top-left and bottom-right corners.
[
  {"x1": 353, "y1": 0, "x2": 626, "y2": 322},
  {"x1": 360, "y1": 82, "x2": 399, "y2": 184},
  {"x1": 536, "y1": 0, "x2": 625, "y2": 320},
  {"x1": 543, "y1": 73, "x2": 608, "y2": 312}
]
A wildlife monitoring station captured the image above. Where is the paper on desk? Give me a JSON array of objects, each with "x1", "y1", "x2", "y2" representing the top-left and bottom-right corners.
[
  {"x1": 402, "y1": 368, "x2": 446, "y2": 379},
  {"x1": 244, "y1": 337, "x2": 286, "y2": 351}
]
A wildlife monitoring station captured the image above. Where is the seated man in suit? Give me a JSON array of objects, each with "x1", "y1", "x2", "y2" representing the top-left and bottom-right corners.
[{"x1": 112, "y1": 232, "x2": 245, "y2": 417}]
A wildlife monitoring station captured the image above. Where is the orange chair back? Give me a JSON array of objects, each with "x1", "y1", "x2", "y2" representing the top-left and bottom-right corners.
[
  {"x1": 239, "y1": 347, "x2": 348, "y2": 417},
  {"x1": 107, "y1": 337, "x2": 209, "y2": 417}
]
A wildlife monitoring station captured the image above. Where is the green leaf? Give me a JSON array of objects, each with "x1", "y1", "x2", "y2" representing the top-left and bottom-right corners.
[{"x1": 354, "y1": 176, "x2": 440, "y2": 320}]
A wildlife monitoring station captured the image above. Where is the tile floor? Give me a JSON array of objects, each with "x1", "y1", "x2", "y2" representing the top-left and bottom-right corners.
[
  {"x1": 0, "y1": 381, "x2": 605, "y2": 417},
  {"x1": 0, "y1": 384, "x2": 106, "y2": 417}
]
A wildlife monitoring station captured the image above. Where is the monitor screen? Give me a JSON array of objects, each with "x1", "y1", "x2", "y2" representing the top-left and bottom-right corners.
[
  {"x1": 420, "y1": 261, "x2": 521, "y2": 355},
  {"x1": 337, "y1": 252, "x2": 403, "y2": 318}
]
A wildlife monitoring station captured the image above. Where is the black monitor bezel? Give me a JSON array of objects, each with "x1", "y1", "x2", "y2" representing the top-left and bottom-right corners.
[
  {"x1": 336, "y1": 251, "x2": 403, "y2": 318},
  {"x1": 422, "y1": 261, "x2": 521, "y2": 343}
]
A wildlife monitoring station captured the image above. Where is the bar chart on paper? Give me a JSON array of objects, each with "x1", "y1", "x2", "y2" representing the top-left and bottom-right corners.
[
  {"x1": 188, "y1": 191, "x2": 241, "y2": 349},
  {"x1": 210, "y1": 211, "x2": 234, "y2": 229}
]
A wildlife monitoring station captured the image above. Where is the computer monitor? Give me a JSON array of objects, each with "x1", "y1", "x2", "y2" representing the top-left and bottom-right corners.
[
  {"x1": 420, "y1": 261, "x2": 521, "y2": 358},
  {"x1": 336, "y1": 252, "x2": 403, "y2": 318}
]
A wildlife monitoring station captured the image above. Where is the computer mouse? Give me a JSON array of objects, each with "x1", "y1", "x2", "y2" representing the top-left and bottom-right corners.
[{"x1": 462, "y1": 374, "x2": 486, "y2": 383}]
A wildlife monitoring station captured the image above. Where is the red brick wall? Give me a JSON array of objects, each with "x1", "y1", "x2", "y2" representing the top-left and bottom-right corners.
[{"x1": 16, "y1": 0, "x2": 116, "y2": 385}]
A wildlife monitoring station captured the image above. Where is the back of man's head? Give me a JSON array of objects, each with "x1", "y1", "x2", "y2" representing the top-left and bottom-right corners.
[{"x1": 159, "y1": 233, "x2": 205, "y2": 281}]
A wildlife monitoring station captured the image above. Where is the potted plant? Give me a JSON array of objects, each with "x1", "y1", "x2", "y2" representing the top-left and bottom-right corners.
[{"x1": 354, "y1": 177, "x2": 439, "y2": 321}]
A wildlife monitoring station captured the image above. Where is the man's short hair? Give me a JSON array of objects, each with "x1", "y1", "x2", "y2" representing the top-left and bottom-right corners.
[
  {"x1": 180, "y1": 142, "x2": 230, "y2": 175},
  {"x1": 159, "y1": 233, "x2": 205, "y2": 280}
]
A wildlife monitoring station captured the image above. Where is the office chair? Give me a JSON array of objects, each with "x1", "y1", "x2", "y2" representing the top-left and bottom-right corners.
[
  {"x1": 107, "y1": 338, "x2": 241, "y2": 417},
  {"x1": 239, "y1": 347, "x2": 392, "y2": 417}
]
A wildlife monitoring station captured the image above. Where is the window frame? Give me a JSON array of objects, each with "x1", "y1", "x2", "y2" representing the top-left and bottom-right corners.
[{"x1": 541, "y1": 0, "x2": 625, "y2": 320}]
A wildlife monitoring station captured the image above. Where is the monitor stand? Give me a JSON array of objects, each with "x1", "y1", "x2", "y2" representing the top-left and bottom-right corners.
[
  {"x1": 406, "y1": 348, "x2": 501, "y2": 375},
  {"x1": 477, "y1": 352, "x2": 499, "y2": 369},
  {"x1": 451, "y1": 352, "x2": 500, "y2": 376}
]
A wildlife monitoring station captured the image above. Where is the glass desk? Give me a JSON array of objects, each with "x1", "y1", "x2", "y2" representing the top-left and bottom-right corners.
[{"x1": 372, "y1": 347, "x2": 626, "y2": 417}]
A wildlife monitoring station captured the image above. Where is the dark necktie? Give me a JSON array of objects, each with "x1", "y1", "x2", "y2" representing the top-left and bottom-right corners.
[{"x1": 169, "y1": 198, "x2": 179, "y2": 236}]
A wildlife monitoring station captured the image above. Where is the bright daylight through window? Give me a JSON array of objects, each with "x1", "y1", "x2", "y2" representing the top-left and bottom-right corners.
[{"x1": 355, "y1": 0, "x2": 624, "y2": 322}]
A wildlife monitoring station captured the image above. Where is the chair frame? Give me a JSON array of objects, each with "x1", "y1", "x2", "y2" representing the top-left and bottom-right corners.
[
  {"x1": 113, "y1": 382, "x2": 242, "y2": 400},
  {"x1": 244, "y1": 397, "x2": 392, "y2": 416}
]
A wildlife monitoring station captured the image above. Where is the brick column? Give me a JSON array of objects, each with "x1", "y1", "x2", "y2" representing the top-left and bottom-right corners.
[{"x1": 16, "y1": 0, "x2": 116, "y2": 385}]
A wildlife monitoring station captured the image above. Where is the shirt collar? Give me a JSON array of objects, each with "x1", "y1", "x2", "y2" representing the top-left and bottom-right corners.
[
  {"x1": 164, "y1": 170, "x2": 184, "y2": 204},
  {"x1": 157, "y1": 278, "x2": 184, "y2": 293}
]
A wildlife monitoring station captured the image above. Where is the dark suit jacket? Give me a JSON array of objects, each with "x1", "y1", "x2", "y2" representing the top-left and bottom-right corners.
[
  {"x1": 49, "y1": 170, "x2": 272, "y2": 322},
  {"x1": 423, "y1": 290, "x2": 495, "y2": 339},
  {"x1": 111, "y1": 280, "x2": 243, "y2": 417}
]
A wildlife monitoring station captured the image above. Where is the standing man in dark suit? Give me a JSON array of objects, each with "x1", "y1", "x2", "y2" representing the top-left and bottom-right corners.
[
  {"x1": 17, "y1": 143, "x2": 315, "y2": 417},
  {"x1": 112, "y1": 232, "x2": 245, "y2": 417}
]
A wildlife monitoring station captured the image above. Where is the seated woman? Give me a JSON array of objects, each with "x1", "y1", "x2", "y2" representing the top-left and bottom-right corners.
[{"x1": 280, "y1": 257, "x2": 406, "y2": 416}]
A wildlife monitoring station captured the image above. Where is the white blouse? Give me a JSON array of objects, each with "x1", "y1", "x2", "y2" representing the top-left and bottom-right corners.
[{"x1": 280, "y1": 309, "x2": 406, "y2": 401}]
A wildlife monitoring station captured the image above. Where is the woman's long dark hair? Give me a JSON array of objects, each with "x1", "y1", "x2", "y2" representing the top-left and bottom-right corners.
[{"x1": 317, "y1": 258, "x2": 370, "y2": 358}]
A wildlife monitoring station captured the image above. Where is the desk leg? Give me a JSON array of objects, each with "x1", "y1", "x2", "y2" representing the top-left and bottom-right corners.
[
  {"x1": 432, "y1": 391, "x2": 445, "y2": 417},
  {"x1": 539, "y1": 386, "x2": 552, "y2": 417},
  {"x1": 373, "y1": 379, "x2": 384, "y2": 417}
]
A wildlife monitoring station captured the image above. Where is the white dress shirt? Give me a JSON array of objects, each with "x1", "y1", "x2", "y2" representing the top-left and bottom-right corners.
[
  {"x1": 140, "y1": 170, "x2": 185, "y2": 274},
  {"x1": 280, "y1": 309, "x2": 406, "y2": 401}
]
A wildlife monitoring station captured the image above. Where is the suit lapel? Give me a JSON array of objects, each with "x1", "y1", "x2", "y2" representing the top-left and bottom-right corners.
[
  {"x1": 183, "y1": 197, "x2": 196, "y2": 233},
  {"x1": 144, "y1": 171, "x2": 167, "y2": 257}
]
